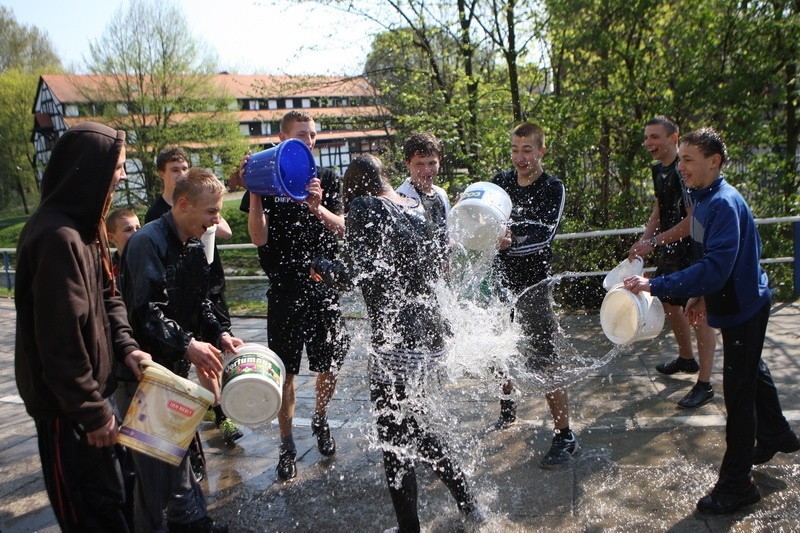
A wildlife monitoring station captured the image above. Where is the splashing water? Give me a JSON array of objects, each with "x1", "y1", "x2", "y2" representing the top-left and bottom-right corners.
[{"x1": 344, "y1": 243, "x2": 633, "y2": 529}]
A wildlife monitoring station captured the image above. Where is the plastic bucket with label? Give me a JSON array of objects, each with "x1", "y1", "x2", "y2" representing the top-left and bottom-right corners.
[
  {"x1": 242, "y1": 138, "x2": 316, "y2": 201},
  {"x1": 600, "y1": 285, "x2": 665, "y2": 345},
  {"x1": 447, "y1": 182, "x2": 512, "y2": 251},
  {"x1": 118, "y1": 361, "x2": 214, "y2": 466},
  {"x1": 220, "y1": 343, "x2": 285, "y2": 427}
]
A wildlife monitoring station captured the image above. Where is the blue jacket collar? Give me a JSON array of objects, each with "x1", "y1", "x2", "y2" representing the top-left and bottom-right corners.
[{"x1": 689, "y1": 176, "x2": 725, "y2": 201}]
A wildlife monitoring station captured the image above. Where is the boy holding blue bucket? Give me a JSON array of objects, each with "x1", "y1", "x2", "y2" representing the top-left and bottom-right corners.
[
  {"x1": 240, "y1": 110, "x2": 350, "y2": 481},
  {"x1": 624, "y1": 128, "x2": 799, "y2": 514}
]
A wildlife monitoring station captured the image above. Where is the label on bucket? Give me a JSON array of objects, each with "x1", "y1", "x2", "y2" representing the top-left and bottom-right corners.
[
  {"x1": 223, "y1": 354, "x2": 282, "y2": 387},
  {"x1": 461, "y1": 189, "x2": 485, "y2": 200}
]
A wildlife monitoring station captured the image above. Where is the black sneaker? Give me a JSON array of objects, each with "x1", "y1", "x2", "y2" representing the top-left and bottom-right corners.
[
  {"x1": 276, "y1": 447, "x2": 297, "y2": 481},
  {"x1": 495, "y1": 399, "x2": 517, "y2": 429},
  {"x1": 677, "y1": 383, "x2": 714, "y2": 408},
  {"x1": 311, "y1": 415, "x2": 336, "y2": 457},
  {"x1": 540, "y1": 429, "x2": 580, "y2": 469},
  {"x1": 167, "y1": 516, "x2": 228, "y2": 533},
  {"x1": 696, "y1": 477, "x2": 761, "y2": 514},
  {"x1": 753, "y1": 429, "x2": 800, "y2": 465},
  {"x1": 656, "y1": 356, "x2": 700, "y2": 375}
]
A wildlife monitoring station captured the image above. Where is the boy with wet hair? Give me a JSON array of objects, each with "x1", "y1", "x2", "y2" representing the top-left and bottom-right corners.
[
  {"x1": 146, "y1": 146, "x2": 242, "y2": 451},
  {"x1": 241, "y1": 109, "x2": 350, "y2": 481},
  {"x1": 625, "y1": 128, "x2": 799, "y2": 514},
  {"x1": 121, "y1": 167, "x2": 242, "y2": 532},
  {"x1": 491, "y1": 122, "x2": 575, "y2": 469},
  {"x1": 629, "y1": 116, "x2": 717, "y2": 409},
  {"x1": 397, "y1": 132, "x2": 450, "y2": 268}
]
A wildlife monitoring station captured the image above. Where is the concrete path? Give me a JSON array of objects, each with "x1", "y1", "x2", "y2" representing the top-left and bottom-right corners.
[{"x1": 2, "y1": 297, "x2": 799, "y2": 532}]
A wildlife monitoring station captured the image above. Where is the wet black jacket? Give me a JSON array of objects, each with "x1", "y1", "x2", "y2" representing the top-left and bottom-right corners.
[
  {"x1": 119, "y1": 212, "x2": 231, "y2": 375},
  {"x1": 313, "y1": 196, "x2": 446, "y2": 352},
  {"x1": 15, "y1": 122, "x2": 140, "y2": 430}
]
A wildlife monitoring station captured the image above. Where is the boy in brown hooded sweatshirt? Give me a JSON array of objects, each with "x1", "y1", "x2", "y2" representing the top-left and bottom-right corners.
[{"x1": 14, "y1": 121, "x2": 151, "y2": 532}]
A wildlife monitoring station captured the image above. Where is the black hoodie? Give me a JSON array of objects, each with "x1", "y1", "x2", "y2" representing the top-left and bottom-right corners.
[{"x1": 15, "y1": 122, "x2": 140, "y2": 431}]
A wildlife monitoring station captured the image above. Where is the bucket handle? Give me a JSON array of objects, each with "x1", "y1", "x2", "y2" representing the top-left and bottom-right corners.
[{"x1": 138, "y1": 360, "x2": 198, "y2": 395}]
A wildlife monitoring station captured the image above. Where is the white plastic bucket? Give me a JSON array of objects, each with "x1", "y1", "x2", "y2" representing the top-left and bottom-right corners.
[
  {"x1": 118, "y1": 361, "x2": 215, "y2": 466},
  {"x1": 602, "y1": 256, "x2": 644, "y2": 291},
  {"x1": 220, "y1": 343, "x2": 285, "y2": 426},
  {"x1": 600, "y1": 285, "x2": 665, "y2": 345},
  {"x1": 447, "y1": 182, "x2": 512, "y2": 251}
]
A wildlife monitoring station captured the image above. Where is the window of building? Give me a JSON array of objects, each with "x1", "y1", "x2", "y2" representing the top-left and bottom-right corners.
[
  {"x1": 239, "y1": 124, "x2": 250, "y2": 136},
  {"x1": 248, "y1": 99, "x2": 260, "y2": 110},
  {"x1": 317, "y1": 142, "x2": 351, "y2": 173},
  {"x1": 268, "y1": 99, "x2": 278, "y2": 109},
  {"x1": 65, "y1": 104, "x2": 79, "y2": 117},
  {"x1": 116, "y1": 103, "x2": 129, "y2": 115},
  {"x1": 301, "y1": 98, "x2": 311, "y2": 108},
  {"x1": 248, "y1": 122, "x2": 261, "y2": 136}
]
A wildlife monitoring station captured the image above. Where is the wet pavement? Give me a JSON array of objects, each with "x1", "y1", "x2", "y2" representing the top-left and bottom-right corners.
[{"x1": 2, "y1": 297, "x2": 800, "y2": 532}]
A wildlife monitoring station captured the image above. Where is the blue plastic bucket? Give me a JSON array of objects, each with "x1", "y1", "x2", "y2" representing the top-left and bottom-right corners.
[{"x1": 242, "y1": 138, "x2": 316, "y2": 201}]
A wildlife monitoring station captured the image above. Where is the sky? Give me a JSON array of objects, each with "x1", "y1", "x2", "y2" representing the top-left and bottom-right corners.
[{"x1": 4, "y1": 0, "x2": 381, "y2": 75}]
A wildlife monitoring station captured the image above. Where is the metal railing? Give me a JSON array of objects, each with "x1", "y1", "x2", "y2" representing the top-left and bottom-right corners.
[{"x1": 3, "y1": 217, "x2": 800, "y2": 295}]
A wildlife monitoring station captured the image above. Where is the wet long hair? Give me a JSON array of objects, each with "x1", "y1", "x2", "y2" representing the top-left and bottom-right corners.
[{"x1": 342, "y1": 154, "x2": 391, "y2": 212}]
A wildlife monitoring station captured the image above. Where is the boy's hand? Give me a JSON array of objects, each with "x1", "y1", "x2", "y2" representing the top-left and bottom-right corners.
[
  {"x1": 124, "y1": 349, "x2": 152, "y2": 381},
  {"x1": 497, "y1": 227, "x2": 513, "y2": 250},
  {"x1": 186, "y1": 339, "x2": 223, "y2": 380},
  {"x1": 304, "y1": 178, "x2": 323, "y2": 212},
  {"x1": 623, "y1": 275, "x2": 650, "y2": 294}
]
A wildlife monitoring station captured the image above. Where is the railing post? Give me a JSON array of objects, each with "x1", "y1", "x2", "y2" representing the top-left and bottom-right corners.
[
  {"x1": 794, "y1": 222, "x2": 800, "y2": 297},
  {"x1": 3, "y1": 252, "x2": 10, "y2": 290}
]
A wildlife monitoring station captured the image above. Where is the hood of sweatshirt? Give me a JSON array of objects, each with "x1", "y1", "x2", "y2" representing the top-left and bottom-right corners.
[{"x1": 38, "y1": 121, "x2": 126, "y2": 240}]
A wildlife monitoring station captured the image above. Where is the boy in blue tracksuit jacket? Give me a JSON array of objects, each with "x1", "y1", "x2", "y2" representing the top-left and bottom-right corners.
[{"x1": 624, "y1": 128, "x2": 798, "y2": 515}]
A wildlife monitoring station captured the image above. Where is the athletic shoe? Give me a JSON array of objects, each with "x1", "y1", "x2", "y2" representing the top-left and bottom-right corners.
[
  {"x1": 311, "y1": 415, "x2": 336, "y2": 456},
  {"x1": 656, "y1": 356, "x2": 699, "y2": 375},
  {"x1": 216, "y1": 417, "x2": 243, "y2": 444},
  {"x1": 276, "y1": 447, "x2": 297, "y2": 481},
  {"x1": 696, "y1": 477, "x2": 761, "y2": 514},
  {"x1": 540, "y1": 429, "x2": 580, "y2": 469},
  {"x1": 167, "y1": 516, "x2": 228, "y2": 532},
  {"x1": 753, "y1": 429, "x2": 800, "y2": 465},
  {"x1": 495, "y1": 399, "x2": 517, "y2": 429},
  {"x1": 677, "y1": 383, "x2": 714, "y2": 408}
]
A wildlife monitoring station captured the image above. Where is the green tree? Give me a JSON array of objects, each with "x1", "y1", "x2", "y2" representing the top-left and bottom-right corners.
[
  {"x1": 84, "y1": 0, "x2": 245, "y2": 202},
  {"x1": 0, "y1": 6, "x2": 60, "y2": 72},
  {"x1": 0, "y1": 6, "x2": 62, "y2": 213}
]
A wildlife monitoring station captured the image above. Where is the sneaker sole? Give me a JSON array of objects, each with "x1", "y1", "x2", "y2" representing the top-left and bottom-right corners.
[
  {"x1": 539, "y1": 445, "x2": 581, "y2": 469},
  {"x1": 696, "y1": 493, "x2": 761, "y2": 514},
  {"x1": 656, "y1": 367, "x2": 699, "y2": 375}
]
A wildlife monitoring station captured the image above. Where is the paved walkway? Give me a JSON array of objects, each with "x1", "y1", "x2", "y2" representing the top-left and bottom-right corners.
[{"x1": 1, "y1": 297, "x2": 799, "y2": 532}]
